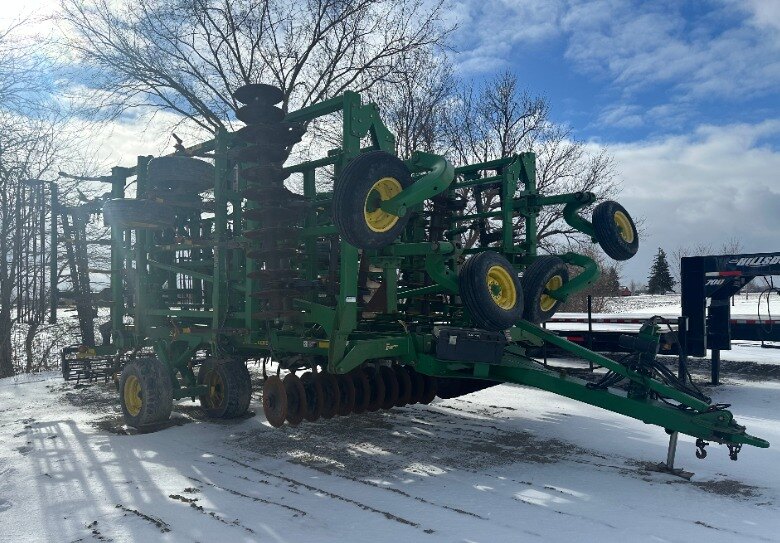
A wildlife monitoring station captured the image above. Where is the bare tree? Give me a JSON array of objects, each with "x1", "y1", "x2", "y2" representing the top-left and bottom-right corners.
[
  {"x1": 438, "y1": 71, "x2": 618, "y2": 252},
  {"x1": 671, "y1": 237, "x2": 744, "y2": 287},
  {"x1": 0, "y1": 113, "x2": 63, "y2": 377},
  {"x1": 368, "y1": 49, "x2": 454, "y2": 158},
  {"x1": 60, "y1": 0, "x2": 452, "y2": 136}
]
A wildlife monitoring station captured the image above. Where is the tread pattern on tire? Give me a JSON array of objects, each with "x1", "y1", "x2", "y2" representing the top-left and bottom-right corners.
[
  {"x1": 459, "y1": 251, "x2": 523, "y2": 331},
  {"x1": 332, "y1": 150, "x2": 413, "y2": 249},
  {"x1": 120, "y1": 358, "x2": 173, "y2": 428},
  {"x1": 197, "y1": 359, "x2": 252, "y2": 418},
  {"x1": 592, "y1": 200, "x2": 638, "y2": 261},
  {"x1": 521, "y1": 255, "x2": 569, "y2": 324}
]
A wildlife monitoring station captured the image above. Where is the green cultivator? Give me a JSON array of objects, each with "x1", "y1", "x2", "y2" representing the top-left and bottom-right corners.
[{"x1": 73, "y1": 84, "x2": 767, "y2": 460}]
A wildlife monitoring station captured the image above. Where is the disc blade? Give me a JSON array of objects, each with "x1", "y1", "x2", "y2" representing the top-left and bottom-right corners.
[
  {"x1": 300, "y1": 372, "x2": 324, "y2": 422},
  {"x1": 350, "y1": 370, "x2": 370, "y2": 415},
  {"x1": 393, "y1": 365, "x2": 412, "y2": 407},
  {"x1": 379, "y1": 366, "x2": 399, "y2": 410},
  {"x1": 284, "y1": 373, "x2": 307, "y2": 426},
  {"x1": 262, "y1": 375, "x2": 287, "y2": 427},
  {"x1": 364, "y1": 366, "x2": 385, "y2": 413},
  {"x1": 317, "y1": 373, "x2": 340, "y2": 420},
  {"x1": 336, "y1": 374, "x2": 356, "y2": 416}
]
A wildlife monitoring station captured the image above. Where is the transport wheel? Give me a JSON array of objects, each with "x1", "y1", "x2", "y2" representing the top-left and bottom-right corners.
[
  {"x1": 393, "y1": 366, "x2": 412, "y2": 407},
  {"x1": 420, "y1": 374, "x2": 438, "y2": 405},
  {"x1": 197, "y1": 359, "x2": 252, "y2": 418},
  {"x1": 336, "y1": 374, "x2": 356, "y2": 416},
  {"x1": 262, "y1": 375, "x2": 287, "y2": 427},
  {"x1": 350, "y1": 370, "x2": 371, "y2": 414},
  {"x1": 521, "y1": 256, "x2": 570, "y2": 324},
  {"x1": 363, "y1": 366, "x2": 386, "y2": 412},
  {"x1": 379, "y1": 366, "x2": 399, "y2": 410},
  {"x1": 332, "y1": 151, "x2": 413, "y2": 249},
  {"x1": 592, "y1": 201, "x2": 639, "y2": 261},
  {"x1": 406, "y1": 367, "x2": 426, "y2": 404},
  {"x1": 284, "y1": 373, "x2": 307, "y2": 426},
  {"x1": 147, "y1": 156, "x2": 215, "y2": 194},
  {"x1": 119, "y1": 358, "x2": 173, "y2": 429},
  {"x1": 102, "y1": 199, "x2": 176, "y2": 230},
  {"x1": 317, "y1": 372, "x2": 340, "y2": 420},
  {"x1": 459, "y1": 251, "x2": 523, "y2": 331},
  {"x1": 300, "y1": 372, "x2": 324, "y2": 422}
]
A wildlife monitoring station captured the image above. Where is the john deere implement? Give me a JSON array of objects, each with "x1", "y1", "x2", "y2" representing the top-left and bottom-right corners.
[{"x1": 71, "y1": 84, "x2": 766, "y2": 460}]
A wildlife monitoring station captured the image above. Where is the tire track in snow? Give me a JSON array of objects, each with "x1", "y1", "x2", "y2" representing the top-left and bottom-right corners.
[
  {"x1": 209, "y1": 451, "x2": 433, "y2": 533},
  {"x1": 185, "y1": 475, "x2": 307, "y2": 516}
]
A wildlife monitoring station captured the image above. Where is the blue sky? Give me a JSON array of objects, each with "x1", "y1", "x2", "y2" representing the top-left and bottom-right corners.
[
  {"x1": 2, "y1": 0, "x2": 778, "y2": 285},
  {"x1": 448, "y1": 0, "x2": 780, "y2": 283}
]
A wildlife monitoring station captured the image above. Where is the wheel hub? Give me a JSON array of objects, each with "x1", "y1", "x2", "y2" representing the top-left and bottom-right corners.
[{"x1": 364, "y1": 177, "x2": 403, "y2": 233}]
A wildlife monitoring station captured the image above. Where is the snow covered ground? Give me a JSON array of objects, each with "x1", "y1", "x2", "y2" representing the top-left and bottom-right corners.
[{"x1": 2, "y1": 295, "x2": 780, "y2": 542}]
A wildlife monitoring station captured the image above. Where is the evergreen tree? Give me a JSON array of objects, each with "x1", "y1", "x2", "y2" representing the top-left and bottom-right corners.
[
  {"x1": 647, "y1": 248, "x2": 675, "y2": 294},
  {"x1": 604, "y1": 266, "x2": 621, "y2": 296}
]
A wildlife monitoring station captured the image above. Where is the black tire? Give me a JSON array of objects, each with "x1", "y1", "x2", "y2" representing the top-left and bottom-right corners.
[
  {"x1": 147, "y1": 156, "x2": 215, "y2": 194},
  {"x1": 333, "y1": 151, "x2": 413, "y2": 249},
  {"x1": 592, "y1": 201, "x2": 638, "y2": 261},
  {"x1": 197, "y1": 359, "x2": 252, "y2": 418},
  {"x1": 119, "y1": 358, "x2": 173, "y2": 428},
  {"x1": 521, "y1": 256, "x2": 570, "y2": 324},
  {"x1": 102, "y1": 199, "x2": 176, "y2": 229},
  {"x1": 459, "y1": 251, "x2": 523, "y2": 331}
]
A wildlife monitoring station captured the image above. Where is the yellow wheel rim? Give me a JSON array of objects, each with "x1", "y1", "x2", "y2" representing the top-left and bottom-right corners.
[
  {"x1": 613, "y1": 211, "x2": 634, "y2": 243},
  {"x1": 540, "y1": 275, "x2": 563, "y2": 312},
  {"x1": 124, "y1": 375, "x2": 142, "y2": 417},
  {"x1": 486, "y1": 265, "x2": 517, "y2": 310},
  {"x1": 205, "y1": 370, "x2": 225, "y2": 408},
  {"x1": 364, "y1": 177, "x2": 403, "y2": 233}
]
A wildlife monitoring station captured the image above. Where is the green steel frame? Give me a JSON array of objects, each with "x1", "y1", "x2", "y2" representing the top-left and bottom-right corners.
[{"x1": 76, "y1": 90, "x2": 766, "y2": 452}]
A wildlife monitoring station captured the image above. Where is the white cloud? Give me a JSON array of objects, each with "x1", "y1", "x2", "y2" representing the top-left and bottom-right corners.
[
  {"x1": 452, "y1": 0, "x2": 780, "y2": 131},
  {"x1": 602, "y1": 120, "x2": 780, "y2": 281},
  {"x1": 450, "y1": 0, "x2": 566, "y2": 73}
]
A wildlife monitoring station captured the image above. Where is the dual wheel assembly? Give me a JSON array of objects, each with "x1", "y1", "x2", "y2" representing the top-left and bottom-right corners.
[
  {"x1": 262, "y1": 364, "x2": 438, "y2": 427},
  {"x1": 457, "y1": 200, "x2": 638, "y2": 328},
  {"x1": 119, "y1": 358, "x2": 252, "y2": 428}
]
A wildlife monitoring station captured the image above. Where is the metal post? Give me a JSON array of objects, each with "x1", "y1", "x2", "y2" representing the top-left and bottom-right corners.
[
  {"x1": 48, "y1": 183, "x2": 58, "y2": 323},
  {"x1": 677, "y1": 316, "x2": 688, "y2": 381},
  {"x1": 711, "y1": 349, "x2": 720, "y2": 386},
  {"x1": 666, "y1": 431, "x2": 679, "y2": 469},
  {"x1": 587, "y1": 294, "x2": 594, "y2": 370}
]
